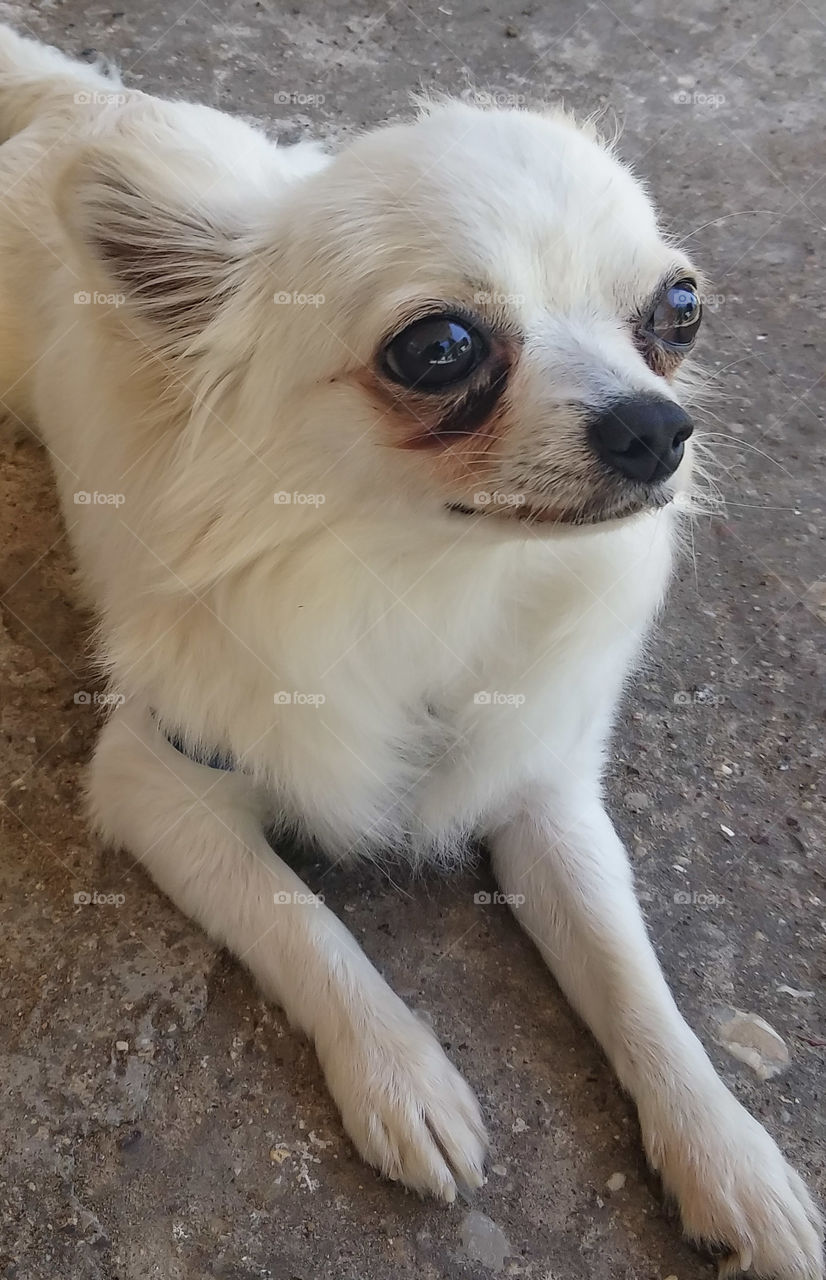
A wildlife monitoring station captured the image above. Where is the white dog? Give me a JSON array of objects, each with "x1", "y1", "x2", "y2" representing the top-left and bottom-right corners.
[{"x1": 0, "y1": 26, "x2": 821, "y2": 1279}]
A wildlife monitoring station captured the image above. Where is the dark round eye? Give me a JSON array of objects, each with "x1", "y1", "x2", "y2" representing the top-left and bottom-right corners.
[
  {"x1": 382, "y1": 315, "x2": 488, "y2": 391},
  {"x1": 648, "y1": 279, "x2": 702, "y2": 347}
]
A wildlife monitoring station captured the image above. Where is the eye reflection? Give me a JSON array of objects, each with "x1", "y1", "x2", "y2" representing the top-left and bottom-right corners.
[
  {"x1": 383, "y1": 315, "x2": 488, "y2": 391},
  {"x1": 647, "y1": 279, "x2": 702, "y2": 348}
]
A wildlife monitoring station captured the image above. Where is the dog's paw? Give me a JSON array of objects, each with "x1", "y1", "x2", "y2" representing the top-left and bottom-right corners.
[
  {"x1": 318, "y1": 1008, "x2": 487, "y2": 1201},
  {"x1": 643, "y1": 1085, "x2": 823, "y2": 1279}
]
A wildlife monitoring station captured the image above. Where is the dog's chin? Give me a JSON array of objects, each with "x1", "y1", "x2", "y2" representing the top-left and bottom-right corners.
[{"x1": 447, "y1": 486, "x2": 674, "y2": 530}]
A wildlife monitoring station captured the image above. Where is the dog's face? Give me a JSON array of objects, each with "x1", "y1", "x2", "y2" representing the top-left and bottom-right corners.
[
  {"x1": 71, "y1": 102, "x2": 702, "y2": 530},
  {"x1": 257, "y1": 103, "x2": 702, "y2": 528}
]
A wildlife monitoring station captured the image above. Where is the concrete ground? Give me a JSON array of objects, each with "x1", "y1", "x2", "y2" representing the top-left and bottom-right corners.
[{"x1": 1, "y1": 0, "x2": 824, "y2": 1277}]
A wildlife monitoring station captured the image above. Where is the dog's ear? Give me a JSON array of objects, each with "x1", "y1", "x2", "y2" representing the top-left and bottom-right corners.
[{"x1": 57, "y1": 145, "x2": 249, "y2": 348}]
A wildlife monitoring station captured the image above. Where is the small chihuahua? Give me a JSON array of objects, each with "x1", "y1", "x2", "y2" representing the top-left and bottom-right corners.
[{"x1": 0, "y1": 25, "x2": 821, "y2": 1279}]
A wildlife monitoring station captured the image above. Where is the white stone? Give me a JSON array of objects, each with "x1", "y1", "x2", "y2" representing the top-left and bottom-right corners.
[{"x1": 716, "y1": 1009, "x2": 790, "y2": 1080}]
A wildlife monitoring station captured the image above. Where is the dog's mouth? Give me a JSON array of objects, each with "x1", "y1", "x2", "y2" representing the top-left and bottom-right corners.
[{"x1": 447, "y1": 485, "x2": 673, "y2": 528}]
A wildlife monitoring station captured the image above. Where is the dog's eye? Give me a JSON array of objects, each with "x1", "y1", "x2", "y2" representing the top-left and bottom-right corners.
[
  {"x1": 382, "y1": 316, "x2": 488, "y2": 391},
  {"x1": 646, "y1": 279, "x2": 702, "y2": 348}
]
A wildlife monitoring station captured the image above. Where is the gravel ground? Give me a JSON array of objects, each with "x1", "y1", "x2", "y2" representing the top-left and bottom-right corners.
[{"x1": 0, "y1": 1, "x2": 823, "y2": 1278}]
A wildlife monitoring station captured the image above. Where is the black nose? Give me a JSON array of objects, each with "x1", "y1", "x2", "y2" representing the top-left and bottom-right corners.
[{"x1": 589, "y1": 395, "x2": 694, "y2": 483}]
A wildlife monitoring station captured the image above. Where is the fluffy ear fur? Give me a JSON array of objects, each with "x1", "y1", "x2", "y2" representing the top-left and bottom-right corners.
[{"x1": 55, "y1": 144, "x2": 249, "y2": 350}]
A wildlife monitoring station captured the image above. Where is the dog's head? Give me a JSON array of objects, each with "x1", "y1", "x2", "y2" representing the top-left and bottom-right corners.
[{"x1": 63, "y1": 100, "x2": 703, "y2": 532}]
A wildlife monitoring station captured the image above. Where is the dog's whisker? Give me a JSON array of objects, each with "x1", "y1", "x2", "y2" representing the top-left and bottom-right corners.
[
  {"x1": 698, "y1": 434, "x2": 793, "y2": 476},
  {"x1": 675, "y1": 209, "x2": 775, "y2": 244}
]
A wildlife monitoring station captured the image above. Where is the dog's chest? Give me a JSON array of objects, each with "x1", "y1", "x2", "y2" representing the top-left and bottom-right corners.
[{"x1": 296, "y1": 517, "x2": 674, "y2": 854}]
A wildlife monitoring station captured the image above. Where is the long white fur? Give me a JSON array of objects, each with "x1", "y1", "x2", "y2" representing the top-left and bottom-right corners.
[{"x1": 0, "y1": 26, "x2": 821, "y2": 1278}]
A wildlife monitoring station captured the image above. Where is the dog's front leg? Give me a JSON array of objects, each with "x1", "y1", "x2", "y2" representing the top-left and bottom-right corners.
[
  {"x1": 89, "y1": 703, "x2": 486, "y2": 1200},
  {"x1": 489, "y1": 790, "x2": 823, "y2": 1279}
]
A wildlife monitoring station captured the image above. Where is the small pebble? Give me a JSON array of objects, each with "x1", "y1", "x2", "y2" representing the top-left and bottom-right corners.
[
  {"x1": 459, "y1": 1211, "x2": 511, "y2": 1272},
  {"x1": 716, "y1": 1009, "x2": 790, "y2": 1080},
  {"x1": 115, "y1": 1040, "x2": 129, "y2": 1052},
  {"x1": 606, "y1": 1171, "x2": 626, "y2": 1191}
]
